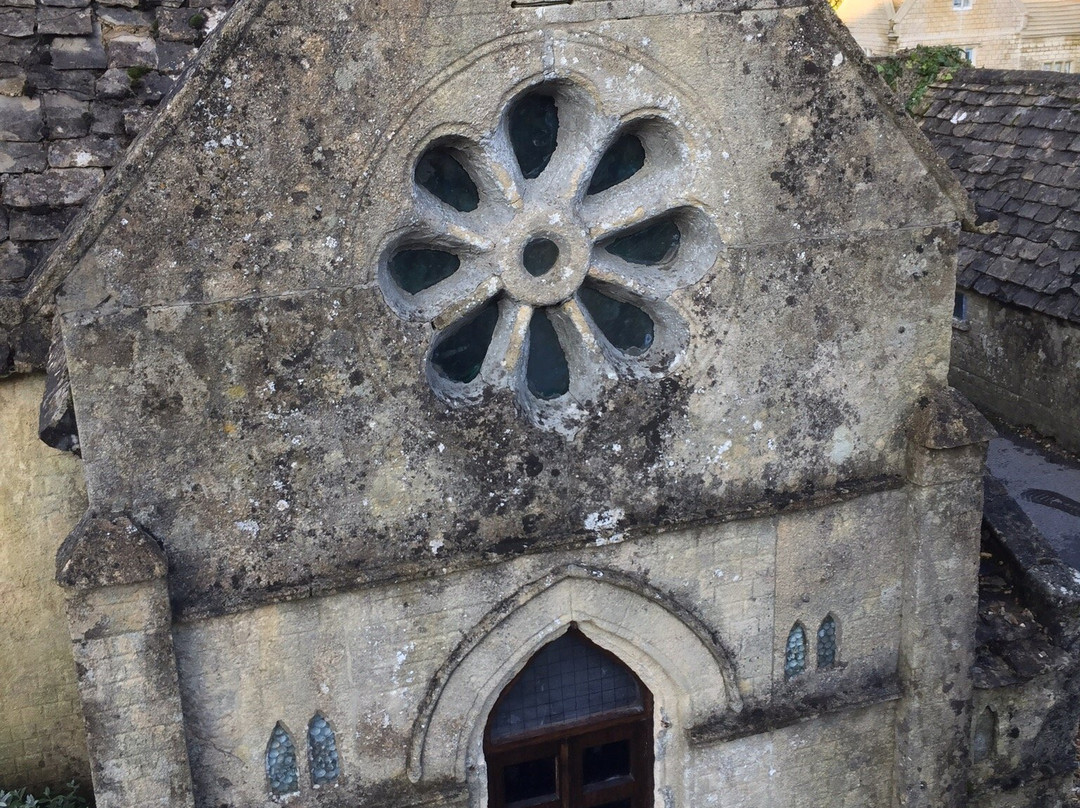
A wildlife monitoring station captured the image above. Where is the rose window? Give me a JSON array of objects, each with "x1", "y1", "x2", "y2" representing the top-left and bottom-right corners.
[{"x1": 377, "y1": 81, "x2": 719, "y2": 430}]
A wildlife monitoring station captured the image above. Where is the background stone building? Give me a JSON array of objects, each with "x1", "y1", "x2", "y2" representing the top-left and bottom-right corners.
[
  {"x1": 1, "y1": 1, "x2": 1078, "y2": 807},
  {"x1": 919, "y1": 68, "x2": 1080, "y2": 453},
  {"x1": 836, "y1": 0, "x2": 1080, "y2": 70}
]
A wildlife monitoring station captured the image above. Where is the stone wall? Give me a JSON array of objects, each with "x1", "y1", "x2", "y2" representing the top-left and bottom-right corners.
[
  {"x1": 0, "y1": 374, "x2": 87, "y2": 789},
  {"x1": 172, "y1": 489, "x2": 909, "y2": 807},
  {"x1": 1019, "y1": 36, "x2": 1080, "y2": 71},
  {"x1": 951, "y1": 291, "x2": 1080, "y2": 454},
  {"x1": 0, "y1": 0, "x2": 233, "y2": 283}
]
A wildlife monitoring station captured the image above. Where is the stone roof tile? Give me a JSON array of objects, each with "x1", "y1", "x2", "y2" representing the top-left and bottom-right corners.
[{"x1": 921, "y1": 68, "x2": 1080, "y2": 324}]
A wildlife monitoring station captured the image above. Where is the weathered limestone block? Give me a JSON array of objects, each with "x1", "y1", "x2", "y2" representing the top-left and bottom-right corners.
[
  {"x1": 0, "y1": 6, "x2": 34, "y2": 36},
  {"x1": 58, "y1": 513, "x2": 195, "y2": 808},
  {"x1": 133, "y1": 71, "x2": 173, "y2": 103},
  {"x1": 155, "y1": 8, "x2": 202, "y2": 43},
  {"x1": 0, "y1": 239, "x2": 43, "y2": 280},
  {"x1": 156, "y1": 40, "x2": 196, "y2": 73},
  {"x1": 0, "y1": 141, "x2": 47, "y2": 173},
  {"x1": 25, "y1": 65, "x2": 97, "y2": 99},
  {"x1": 97, "y1": 6, "x2": 153, "y2": 30},
  {"x1": 0, "y1": 96, "x2": 43, "y2": 142},
  {"x1": 50, "y1": 36, "x2": 108, "y2": 70},
  {"x1": 39, "y1": 0, "x2": 91, "y2": 8},
  {"x1": 0, "y1": 64, "x2": 26, "y2": 96},
  {"x1": 94, "y1": 67, "x2": 131, "y2": 100},
  {"x1": 90, "y1": 100, "x2": 126, "y2": 134},
  {"x1": 894, "y1": 388, "x2": 995, "y2": 808},
  {"x1": 2, "y1": 167, "x2": 103, "y2": 207},
  {"x1": 36, "y1": 6, "x2": 94, "y2": 35},
  {"x1": 0, "y1": 33, "x2": 35, "y2": 62},
  {"x1": 105, "y1": 34, "x2": 157, "y2": 68},
  {"x1": 43, "y1": 92, "x2": 92, "y2": 139},
  {"x1": 0, "y1": 207, "x2": 6, "y2": 240},
  {"x1": 9, "y1": 208, "x2": 78, "y2": 240},
  {"x1": 48, "y1": 136, "x2": 122, "y2": 168}
]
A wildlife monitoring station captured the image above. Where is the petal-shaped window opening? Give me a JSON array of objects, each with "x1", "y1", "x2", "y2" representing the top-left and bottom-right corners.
[
  {"x1": 389, "y1": 248, "x2": 460, "y2": 295},
  {"x1": 308, "y1": 713, "x2": 340, "y2": 786},
  {"x1": 509, "y1": 92, "x2": 559, "y2": 180},
  {"x1": 431, "y1": 298, "x2": 500, "y2": 384},
  {"x1": 586, "y1": 133, "x2": 646, "y2": 195},
  {"x1": 522, "y1": 237, "x2": 559, "y2": 277},
  {"x1": 784, "y1": 623, "x2": 807, "y2": 680},
  {"x1": 415, "y1": 147, "x2": 479, "y2": 212},
  {"x1": 603, "y1": 218, "x2": 681, "y2": 266},
  {"x1": 526, "y1": 309, "x2": 570, "y2": 400},
  {"x1": 266, "y1": 723, "x2": 300, "y2": 797},
  {"x1": 817, "y1": 615, "x2": 837, "y2": 669},
  {"x1": 578, "y1": 286, "x2": 654, "y2": 356}
]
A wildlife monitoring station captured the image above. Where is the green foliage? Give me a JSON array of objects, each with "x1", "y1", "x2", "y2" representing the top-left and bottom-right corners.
[
  {"x1": 875, "y1": 45, "x2": 971, "y2": 112},
  {"x1": 188, "y1": 12, "x2": 207, "y2": 28},
  {"x1": 126, "y1": 66, "x2": 151, "y2": 83},
  {"x1": 0, "y1": 782, "x2": 91, "y2": 808}
]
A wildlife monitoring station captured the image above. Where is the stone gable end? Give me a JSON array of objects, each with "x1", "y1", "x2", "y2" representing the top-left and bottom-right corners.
[{"x1": 45, "y1": 0, "x2": 969, "y2": 619}]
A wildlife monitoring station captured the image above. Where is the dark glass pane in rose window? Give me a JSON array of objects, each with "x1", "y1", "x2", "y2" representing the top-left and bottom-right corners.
[
  {"x1": 587, "y1": 134, "x2": 645, "y2": 195},
  {"x1": 526, "y1": 309, "x2": 570, "y2": 400},
  {"x1": 504, "y1": 756, "x2": 557, "y2": 805},
  {"x1": 388, "y1": 248, "x2": 460, "y2": 294},
  {"x1": 578, "y1": 286, "x2": 653, "y2": 356},
  {"x1": 431, "y1": 299, "x2": 500, "y2": 383},
  {"x1": 509, "y1": 93, "x2": 559, "y2": 180},
  {"x1": 415, "y1": 148, "x2": 479, "y2": 212},
  {"x1": 582, "y1": 739, "x2": 631, "y2": 786},
  {"x1": 604, "y1": 218, "x2": 680, "y2": 265}
]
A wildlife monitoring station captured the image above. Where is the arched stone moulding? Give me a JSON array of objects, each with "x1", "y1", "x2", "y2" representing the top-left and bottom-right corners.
[{"x1": 408, "y1": 565, "x2": 739, "y2": 806}]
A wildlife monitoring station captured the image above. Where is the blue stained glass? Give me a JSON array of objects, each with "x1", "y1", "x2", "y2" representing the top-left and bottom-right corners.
[
  {"x1": 432, "y1": 298, "x2": 500, "y2": 384},
  {"x1": 308, "y1": 713, "x2": 340, "y2": 786},
  {"x1": 389, "y1": 248, "x2": 460, "y2": 294},
  {"x1": 490, "y1": 631, "x2": 642, "y2": 741},
  {"x1": 603, "y1": 218, "x2": 680, "y2": 266},
  {"x1": 415, "y1": 147, "x2": 479, "y2": 212},
  {"x1": 522, "y1": 237, "x2": 559, "y2": 277},
  {"x1": 784, "y1": 624, "x2": 807, "y2": 680},
  {"x1": 526, "y1": 309, "x2": 569, "y2": 400},
  {"x1": 578, "y1": 286, "x2": 653, "y2": 356},
  {"x1": 817, "y1": 615, "x2": 837, "y2": 669},
  {"x1": 509, "y1": 93, "x2": 559, "y2": 180},
  {"x1": 587, "y1": 134, "x2": 645, "y2": 195},
  {"x1": 266, "y1": 723, "x2": 299, "y2": 796}
]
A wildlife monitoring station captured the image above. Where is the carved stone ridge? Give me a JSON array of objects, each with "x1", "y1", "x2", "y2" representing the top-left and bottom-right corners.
[
  {"x1": 56, "y1": 511, "x2": 168, "y2": 590},
  {"x1": 907, "y1": 386, "x2": 997, "y2": 450}
]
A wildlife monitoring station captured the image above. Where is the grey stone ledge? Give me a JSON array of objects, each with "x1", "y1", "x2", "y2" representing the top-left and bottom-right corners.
[
  {"x1": 688, "y1": 669, "x2": 902, "y2": 745},
  {"x1": 56, "y1": 511, "x2": 169, "y2": 589}
]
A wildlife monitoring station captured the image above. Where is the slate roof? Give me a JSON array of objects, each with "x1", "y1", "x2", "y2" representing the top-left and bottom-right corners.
[{"x1": 920, "y1": 68, "x2": 1080, "y2": 325}]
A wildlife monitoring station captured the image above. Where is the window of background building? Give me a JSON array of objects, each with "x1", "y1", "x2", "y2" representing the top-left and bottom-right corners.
[{"x1": 953, "y1": 0, "x2": 973, "y2": 9}]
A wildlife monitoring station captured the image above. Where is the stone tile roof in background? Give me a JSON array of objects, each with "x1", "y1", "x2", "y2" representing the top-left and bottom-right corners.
[
  {"x1": 920, "y1": 68, "x2": 1080, "y2": 325},
  {"x1": 0, "y1": 0, "x2": 234, "y2": 284}
]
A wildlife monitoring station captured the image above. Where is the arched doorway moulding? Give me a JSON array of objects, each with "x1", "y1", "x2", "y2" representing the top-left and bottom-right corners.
[{"x1": 407, "y1": 565, "x2": 740, "y2": 806}]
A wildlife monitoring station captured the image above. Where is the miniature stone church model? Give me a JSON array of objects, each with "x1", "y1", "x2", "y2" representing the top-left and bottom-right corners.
[{"x1": 19, "y1": 0, "x2": 1011, "y2": 804}]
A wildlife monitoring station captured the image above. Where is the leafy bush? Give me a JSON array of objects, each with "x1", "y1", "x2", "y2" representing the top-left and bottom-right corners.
[
  {"x1": 0, "y1": 782, "x2": 91, "y2": 808},
  {"x1": 875, "y1": 46, "x2": 972, "y2": 112}
]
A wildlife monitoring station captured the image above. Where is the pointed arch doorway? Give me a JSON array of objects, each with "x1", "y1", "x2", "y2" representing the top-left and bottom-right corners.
[{"x1": 484, "y1": 625, "x2": 654, "y2": 808}]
